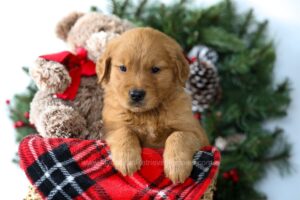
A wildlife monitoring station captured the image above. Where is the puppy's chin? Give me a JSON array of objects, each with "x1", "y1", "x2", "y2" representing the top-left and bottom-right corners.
[
  {"x1": 124, "y1": 101, "x2": 158, "y2": 113},
  {"x1": 128, "y1": 106, "x2": 148, "y2": 113}
]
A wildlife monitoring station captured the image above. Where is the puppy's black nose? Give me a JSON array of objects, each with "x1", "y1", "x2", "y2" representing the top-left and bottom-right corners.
[{"x1": 129, "y1": 89, "x2": 146, "y2": 102}]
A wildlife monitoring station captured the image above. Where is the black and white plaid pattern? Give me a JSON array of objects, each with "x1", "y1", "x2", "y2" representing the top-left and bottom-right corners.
[
  {"x1": 191, "y1": 151, "x2": 213, "y2": 183},
  {"x1": 27, "y1": 143, "x2": 95, "y2": 200},
  {"x1": 20, "y1": 136, "x2": 220, "y2": 200}
]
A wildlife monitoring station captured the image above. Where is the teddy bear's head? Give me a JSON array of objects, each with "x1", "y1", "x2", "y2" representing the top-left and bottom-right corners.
[
  {"x1": 31, "y1": 12, "x2": 134, "y2": 94},
  {"x1": 30, "y1": 12, "x2": 134, "y2": 138},
  {"x1": 56, "y1": 12, "x2": 134, "y2": 61}
]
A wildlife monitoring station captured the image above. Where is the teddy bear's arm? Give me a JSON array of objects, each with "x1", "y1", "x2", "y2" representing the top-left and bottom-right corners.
[
  {"x1": 30, "y1": 91, "x2": 89, "y2": 138},
  {"x1": 30, "y1": 58, "x2": 71, "y2": 94}
]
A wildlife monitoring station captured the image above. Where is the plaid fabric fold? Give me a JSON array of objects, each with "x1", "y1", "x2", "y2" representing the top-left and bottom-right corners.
[{"x1": 19, "y1": 135, "x2": 220, "y2": 200}]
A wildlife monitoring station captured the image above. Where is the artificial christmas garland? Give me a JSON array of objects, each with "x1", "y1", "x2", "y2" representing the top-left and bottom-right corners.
[{"x1": 8, "y1": 0, "x2": 291, "y2": 199}]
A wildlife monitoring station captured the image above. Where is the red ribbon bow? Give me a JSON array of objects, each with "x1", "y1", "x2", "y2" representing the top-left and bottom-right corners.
[{"x1": 40, "y1": 48, "x2": 96, "y2": 100}]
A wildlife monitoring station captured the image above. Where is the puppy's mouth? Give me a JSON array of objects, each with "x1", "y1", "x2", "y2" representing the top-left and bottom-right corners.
[
  {"x1": 127, "y1": 100, "x2": 149, "y2": 112},
  {"x1": 129, "y1": 101, "x2": 144, "y2": 108}
]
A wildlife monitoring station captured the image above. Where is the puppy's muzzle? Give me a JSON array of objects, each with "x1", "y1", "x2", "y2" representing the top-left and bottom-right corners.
[{"x1": 129, "y1": 89, "x2": 146, "y2": 103}]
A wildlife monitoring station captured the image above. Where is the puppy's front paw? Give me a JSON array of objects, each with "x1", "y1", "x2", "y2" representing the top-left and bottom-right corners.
[
  {"x1": 110, "y1": 147, "x2": 142, "y2": 176},
  {"x1": 164, "y1": 150, "x2": 193, "y2": 183}
]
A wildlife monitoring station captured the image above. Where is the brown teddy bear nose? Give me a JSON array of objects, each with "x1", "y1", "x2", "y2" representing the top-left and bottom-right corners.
[{"x1": 129, "y1": 89, "x2": 146, "y2": 102}]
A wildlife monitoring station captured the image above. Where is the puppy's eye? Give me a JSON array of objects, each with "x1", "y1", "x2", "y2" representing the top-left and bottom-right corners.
[
  {"x1": 151, "y1": 66, "x2": 160, "y2": 74},
  {"x1": 119, "y1": 65, "x2": 127, "y2": 72}
]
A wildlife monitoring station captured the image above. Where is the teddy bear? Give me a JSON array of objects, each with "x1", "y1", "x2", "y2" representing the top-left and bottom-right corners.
[{"x1": 29, "y1": 11, "x2": 134, "y2": 140}]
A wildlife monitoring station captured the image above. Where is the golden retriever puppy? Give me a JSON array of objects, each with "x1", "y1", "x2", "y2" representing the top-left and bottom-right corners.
[{"x1": 97, "y1": 27, "x2": 209, "y2": 183}]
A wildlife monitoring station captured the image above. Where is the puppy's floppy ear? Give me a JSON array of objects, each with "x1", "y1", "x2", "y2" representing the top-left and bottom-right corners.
[
  {"x1": 96, "y1": 48, "x2": 112, "y2": 85},
  {"x1": 97, "y1": 38, "x2": 120, "y2": 84},
  {"x1": 174, "y1": 51, "x2": 190, "y2": 87},
  {"x1": 166, "y1": 41, "x2": 190, "y2": 87}
]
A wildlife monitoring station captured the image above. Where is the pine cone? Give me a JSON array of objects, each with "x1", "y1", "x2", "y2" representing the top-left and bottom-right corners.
[{"x1": 186, "y1": 60, "x2": 221, "y2": 112}]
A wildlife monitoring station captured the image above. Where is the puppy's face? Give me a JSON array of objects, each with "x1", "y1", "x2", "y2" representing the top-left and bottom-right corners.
[{"x1": 97, "y1": 28, "x2": 189, "y2": 112}]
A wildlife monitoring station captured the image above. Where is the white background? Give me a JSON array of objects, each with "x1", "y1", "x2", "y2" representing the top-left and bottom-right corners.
[{"x1": 0, "y1": 0, "x2": 299, "y2": 199}]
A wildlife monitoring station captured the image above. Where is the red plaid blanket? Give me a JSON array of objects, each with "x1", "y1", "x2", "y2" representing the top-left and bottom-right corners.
[{"x1": 19, "y1": 135, "x2": 220, "y2": 200}]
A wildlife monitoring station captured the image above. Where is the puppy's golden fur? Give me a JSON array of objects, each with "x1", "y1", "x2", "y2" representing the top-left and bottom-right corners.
[{"x1": 97, "y1": 27, "x2": 209, "y2": 183}]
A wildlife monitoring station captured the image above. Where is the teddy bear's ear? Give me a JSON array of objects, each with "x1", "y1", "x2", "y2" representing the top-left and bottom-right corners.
[{"x1": 56, "y1": 12, "x2": 84, "y2": 41}]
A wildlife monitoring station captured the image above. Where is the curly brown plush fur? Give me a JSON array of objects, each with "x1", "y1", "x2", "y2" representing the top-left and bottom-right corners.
[
  {"x1": 30, "y1": 77, "x2": 103, "y2": 139},
  {"x1": 31, "y1": 58, "x2": 71, "y2": 94},
  {"x1": 29, "y1": 12, "x2": 134, "y2": 139},
  {"x1": 58, "y1": 12, "x2": 133, "y2": 56}
]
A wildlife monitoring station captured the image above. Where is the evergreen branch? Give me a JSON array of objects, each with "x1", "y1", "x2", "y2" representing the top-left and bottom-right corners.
[
  {"x1": 239, "y1": 9, "x2": 253, "y2": 37},
  {"x1": 27, "y1": 83, "x2": 37, "y2": 94},
  {"x1": 277, "y1": 79, "x2": 291, "y2": 93},
  {"x1": 90, "y1": 6, "x2": 98, "y2": 12},
  {"x1": 9, "y1": 107, "x2": 25, "y2": 121},
  {"x1": 260, "y1": 150, "x2": 290, "y2": 163},
  {"x1": 250, "y1": 20, "x2": 268, "y2": 47},
  {"x1": 201, "y1": 27, "x2": 245, "y2": 52},
  {"x1": 120, "y1": 0, "x2": 130, "y2": 17},
  {"x1": 251, "y1": 42, "x2": 274, "y2": 68},
  {"x1": 225, "y1": 0, "x2": 234, "y2": 20},
  {"x1": 135, "y1": 0, "x2": 148, "y2": 18},
  {"x1": 179, "y1": 0, "x2": 188, "y2": 5},
  {"x1": 22, "y1": 66, "x2": 29, "y2": 75},
  {"x1": 110, "y1": 0, "x2": 118, "y2": 14}
]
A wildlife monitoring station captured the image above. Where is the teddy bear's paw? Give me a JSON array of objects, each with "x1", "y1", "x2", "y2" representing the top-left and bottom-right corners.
[
  {"x1": 31, "y1": 58, "x2": 71, "y2": 94},
  {"x1": 84, "y1": 120, "x2": 104, "y2": 140},
  {"x1": 40, "y1": 106, "x2": 87, "y2": 138}
]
